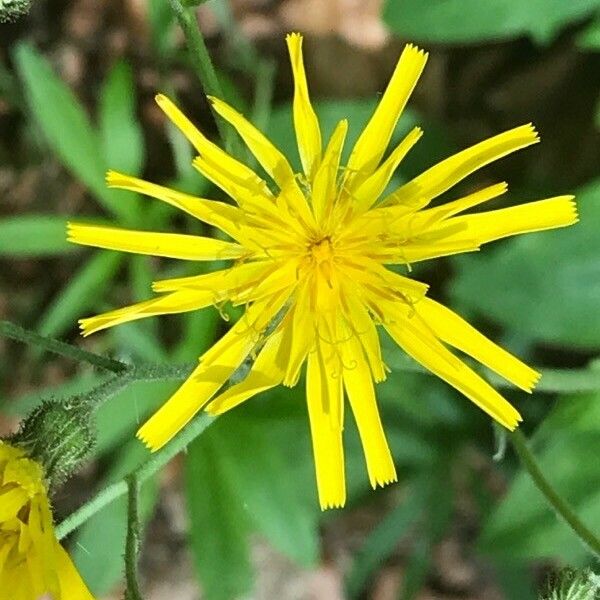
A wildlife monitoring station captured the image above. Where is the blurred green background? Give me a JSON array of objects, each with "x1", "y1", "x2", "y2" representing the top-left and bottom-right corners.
[{"x1": 0, "y1": 0, "x2": 599, "y2": 598}]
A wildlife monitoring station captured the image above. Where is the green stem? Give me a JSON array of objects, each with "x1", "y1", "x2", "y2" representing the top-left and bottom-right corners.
[
  {"x1": 0, "y1": 320, "x2": 127, "y2": 373},
  {"x1": 510, "y1": 430, "x2": 600, "y2": 558},
  {"x1": 124, "y1": 475, "x2": 143, "y2": 600},
  {"x1": 56, "y1": 413, "x2": 213, "y2": 540},
  {"x1": 167, "y1": 0, "x2": 242, "y2": 157}
]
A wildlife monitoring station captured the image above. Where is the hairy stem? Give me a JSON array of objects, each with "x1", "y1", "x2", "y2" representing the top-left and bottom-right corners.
[
  {"x1": 124, "y1": 474, "x2": 143, "y2": 600},
  {"x1": 510, "y1": 430, "x2": 600, "y2": 558},
  {"x1": 167, "y1": 0, "x2": 242, "y2": 156},
  {"x1": 0, "y1": 320, "x2": 127, "y2": 373}
]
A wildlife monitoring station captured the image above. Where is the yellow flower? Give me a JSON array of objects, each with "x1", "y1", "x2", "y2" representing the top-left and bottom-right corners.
[
  {"x1": 68, "y1": 34, "x2": 577, "y2": 509},
  {"x1": 0, "y1": 442, "x2": 93, "y2": 599}
]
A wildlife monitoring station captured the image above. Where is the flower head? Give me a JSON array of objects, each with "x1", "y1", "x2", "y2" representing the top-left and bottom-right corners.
[
  {"x1": 0, "y1": 442, "x2": 93, "y2": 599},
  {"x1": 68, "y1": 34, "x2": 577, "y2": 509}
]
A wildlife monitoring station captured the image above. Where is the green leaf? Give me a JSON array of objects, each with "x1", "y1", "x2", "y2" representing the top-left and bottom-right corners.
[
  {"x1": 37, "y1": 251, "x2": 122, "y2": 339},
  {"x1": 346, "y1": 490, "x2": 422, "y2": 598},
  {"x1": 0, "y1": 215, "x2": 75, "y2": 257},
  {"x1": 493, "y1": 563, "x2": 538, "y2": 600},
  {"x1": 110, "y1": 323, "x2": 168, "y2": 364},
  {"x1": 577, "y1": 16, "x2": 600, "y2": 49},
  {"x1": 451, "y1": 180, "x2": 600, "y2": 348},
  {"x1": 399, "y1": 537, "x2": 432, "y2": 600},
  {"x1": 185, "y1": 431, "x2": 254, "y2": 600},
  {"x1": 108, "y1": 255, "x2": 166, "y2": 363},
  {"x1": 213, "y1": 413, "x2": 320, "y2": 566},
  {"x1": 100, "y1": 61, "x2": 144, "y2": 177},
  {"x1": 173, "y1": 308, "x2": 219, "y2": 362},
  {"x1": 383, "y1": 0, "x2": 600, "y2": 45},
  {"x1": 71, "y1": 440, "x2": 158, "y2": 596},
  {"x1": 148, "y1": 0, "x2": 176, "y2": 56},
  {"x1": 13, "y1": 44, "x2": 125, "y2": 219},
  {"x1": 99, "y1": 61, "x2": 144, "y2": 224},
  {"x1": 400, "y1": 475, "x2": 454, "y2": 600}
]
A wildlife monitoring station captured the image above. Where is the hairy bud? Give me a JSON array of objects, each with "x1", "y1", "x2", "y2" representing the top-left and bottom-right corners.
[
  {"x1": 10, "y1": 397, "x2": 95, "y2": 489},
  {"x1": 542, "y1": 568, "x2": 600, "y2": 600},
  {"x1": 0, "y1": 0, "x2": 32, "y2": 23}
]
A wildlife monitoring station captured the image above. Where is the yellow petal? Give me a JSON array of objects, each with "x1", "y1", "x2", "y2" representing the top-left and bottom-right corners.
[
  {"x1": 67, "y1": 223, "x2": 248, "y2": 261},
  {"x1": 207, "y1": 96, "x2": 317, "y2": 231},
  {"x1": 407, "y1": 182, "x2": 508, "y2": 230},
  {"x1": 346, "y1": 44, "x2": 428, "y2": 187},
  {"x1": 106, "y1": 170, "x2": 252, "y2": 244},
  {"x1": 352, "y1": 126, "x2": 423, "y2": 212},
  {"x1": 137, "y1": 294, "x2": 291, "y2": 450},
  {"x1": 343, "y1": 337, "x2": 396, "y2": 489},
  {"x1": 208, "y1": 96, "x2": 297, "y2": 189},
  {"x1": 338, "y1": 256, "x2": 429, "y2": 299},
  {"x1": 340, "y1": 288, "x2": 386, "y2": 382},
  {"x1": 383, "y1": 124, "x2": 539, "y2": 209},
  {"x1": 282, "y1": 283, "x2": 315, "y2": 386},
  {"x1": 232, "y1": 258, "x2": 299, "y2": 304},
  {"x1": 79, "y1": 289, "x2": 213, "y2": 337},
  {"x1": 155, "y1": 93, "x2": 271, "y2": 200},
  {"x1": 55, "y1": 543, "x2": 94, "y2": 600},
  {"x1": 191, "y1": 154, "x2": 275, "y2": 210},
  {"x1": 0, "y1": 488, "x2": 29, "y2": 521},
  {"x1": 381, "y1": 237, "x2": 480, "y2": 264},
  {"x1": 311, "y1": 119, "x2": 348, "y2": 225},
  {"x1": 286, "y1": 33, "x2": 322, "y2": 179},
  {"x1": 137, "y1": 323, "x2": 255, "y2": 451},
  {"x1": 190, "y1": 155, "x2": 309, "y2": 243},
  {"x1": 416, "y1": 297, "x2": 539, "y2": 391},
  {"x1": 152, "y1": 260, "x2": 276, "y2": 293},
  {"x1": 206, "y1": 329, "x2": 285, "y2": 415},
  {"x1": 448, "y1": 195, "x2": 578, "y2": 245},
  {"x1": 306, "y1": 347, "x2": 346, "y2": 510},
  {"x1": 385, "y1": 313, "x2": 522, "y2": 430}
]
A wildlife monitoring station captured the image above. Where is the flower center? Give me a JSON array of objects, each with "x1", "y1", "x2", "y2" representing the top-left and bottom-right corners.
[{"x1": 310, "y1": 237, "x2": 334, "y2": 265}]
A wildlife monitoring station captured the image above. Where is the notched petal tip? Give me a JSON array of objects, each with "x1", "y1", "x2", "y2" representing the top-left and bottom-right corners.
[
  {"x1": 136, "y1": 426, "x2": 160, "y2": 453},
  {"x1": 525, "y1": 122, "x2": 540, "y2": 143},
  {"x1": 525, "y1": 369, "x2": 542, "y2": 393},
  {"x1": 78, "y1": 318, "x2": 95, "y2": 338},
  {"x1": 403, "y1": 42, "x2": 429, "y2": 60},
  {"x1": 566, "y1": 196, "x2": 579, "y2": 222},
  {"x1": 320, "y1": 498, "x2": 346, "y2": 511},
  {"x1": 66, "y1": 221, "x2": 84, "y2": 245},
  {"x1": 105, "y1": 169, "x2": 125, "y2": 187},
  {"x1": 370, "y1": 472, "x2": 398, "y2": 490},
  {"x1": 503, "y1": 408, "x2": 523, "y2": 431},
  {"x1": 286, "y1": 31, "x2": 303, "y2": 43}
]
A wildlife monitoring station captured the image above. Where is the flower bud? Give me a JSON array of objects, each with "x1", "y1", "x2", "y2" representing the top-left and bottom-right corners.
[
  {"x1": 0, "y1": 0, "x2": 32, "y2": 23},
  {"x1": 11, "y1": 397, "x2": 95, "y2": 489},
  {"x1": 543, "y1": 568, "x2": 600, "y2": 600}
]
